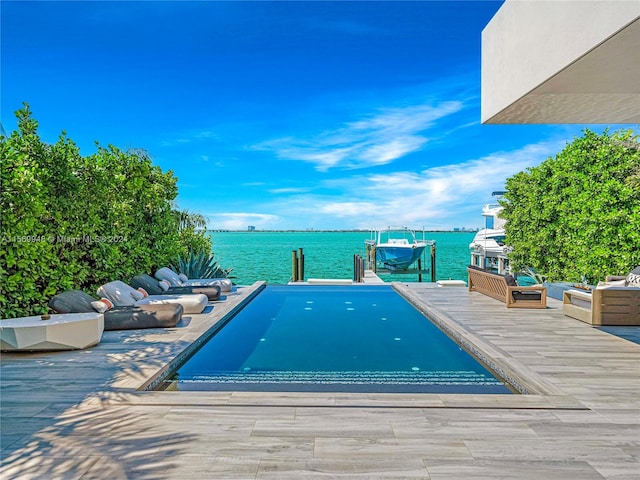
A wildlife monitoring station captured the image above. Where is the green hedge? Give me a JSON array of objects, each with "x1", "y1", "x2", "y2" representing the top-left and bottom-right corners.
[
  {"x1": 0, "y1": 105, "x2": 211, "y2": 317},
  {"x1": 501, "y1": 128, "x2": 640, "y2": 283}
]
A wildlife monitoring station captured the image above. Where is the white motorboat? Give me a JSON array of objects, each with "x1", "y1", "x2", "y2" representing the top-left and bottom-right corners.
[
  {"x1": 366, "y1": 226, "x2": 428, "y2": 270},
  {"x1": 469, "y1": 192, "x2": 512, "y2": 274},
  {"x1": 469, "y1": 192, "x2": 509, "y2": 258}
]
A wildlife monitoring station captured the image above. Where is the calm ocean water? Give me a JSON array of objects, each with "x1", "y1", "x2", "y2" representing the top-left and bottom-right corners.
[{"x1": 208, "y1": 231, "x2": 475, "y2": 285}]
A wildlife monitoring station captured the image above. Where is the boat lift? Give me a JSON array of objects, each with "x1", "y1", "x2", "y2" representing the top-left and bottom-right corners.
[{"x1": 365, "y1": 232, "x2": 436, "y2": 282}]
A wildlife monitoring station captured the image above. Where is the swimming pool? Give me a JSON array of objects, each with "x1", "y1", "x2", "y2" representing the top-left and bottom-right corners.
[{"x1": 159, "y1": 285, "x2": 512, "y2": 393}]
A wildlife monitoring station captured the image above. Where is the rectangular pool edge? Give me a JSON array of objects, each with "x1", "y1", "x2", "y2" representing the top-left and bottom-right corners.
[
  {"x1": 392, "y1": 282, "x2": 567, "y2": 397},
  {"x1": 137, "y1": 281, "x2": 267, "y2": 392},
  {"x1": 135, "y1": 282, "x2": 575, "y2": 409},
  {"x1": 90, "y1": 389, "x2": 587, "y2": 410}
]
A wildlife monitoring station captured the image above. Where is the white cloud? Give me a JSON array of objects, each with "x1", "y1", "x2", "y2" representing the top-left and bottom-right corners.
[
  {"x1": 269, "y1": 187, "x2": 311, "y2": 194},
  {"x1": 318, "y1": 201, "x2": 379, "y2": 217},
  {"x1": 251, "y1": 139, "x2": 562, "y2": 229},
  {"x1": 208, "y1": 212, "x2": 280, "y2": 230},
  {"x1": 256, "y1": 101, "x2": 464, "y2": 171},
  {"x1": 242, "y1": 181, "x2": 266, "y2": 187},
  {"x1": 160, "y1": 129, "x2": 220, "y2": 147}
]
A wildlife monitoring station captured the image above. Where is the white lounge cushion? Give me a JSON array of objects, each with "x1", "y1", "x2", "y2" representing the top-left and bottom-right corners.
[
  {"x1": 566, "y1": 289, "x2": 592, "y2": 309},
  {"x1": 98, "y1": 280, "x2": 208, "y2": 313},
  {"x1": 155, "y1": 267, "x2": 184, "y2": 287},
  {"x1": 155, "y1": 267, "x2": 233, "y2": 292},
  {"x1": 135, "y1": 294, "x2": 207, "y2": 314},
  {"x1": 182, "y1": 278, "x2": 233, "y2": 292},
  {"x1": 597, "y1": 279, "x2": 640, "y2": 291}
]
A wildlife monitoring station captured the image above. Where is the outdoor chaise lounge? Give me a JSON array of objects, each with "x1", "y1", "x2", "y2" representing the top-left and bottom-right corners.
[
  {"x1": 49, "y1": 290, "x2": 183, "y2": 331},
  {"x1": 563, "y1": 267, "x2": 640, "y2": 325},
  {"x1": 155, "y1": 267, "x2": 233, "y2": 292},
  {"x1": 97, "y1": 280, "x2": 208, "y2": 314},
  {"x1": 467, "y1": 265, "x2": 547, "y2": 309},
  {"x1": 130, "y1": 274, "x2": 221, "y2": 301}
]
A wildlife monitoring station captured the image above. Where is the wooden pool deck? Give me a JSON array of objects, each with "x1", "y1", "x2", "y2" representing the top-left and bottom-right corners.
[{"x1": 1, "y1": 281, "x2": 639, "y2": 479}]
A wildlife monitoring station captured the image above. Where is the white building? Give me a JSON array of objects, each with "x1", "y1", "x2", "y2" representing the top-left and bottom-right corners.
[{"x1": 482, "y1": 0, "x2": 640, "y2": 124}]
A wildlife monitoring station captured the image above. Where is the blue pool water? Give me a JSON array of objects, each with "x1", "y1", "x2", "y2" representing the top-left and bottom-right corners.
[{"x1": 164, "y1": 285, "x2": 512, "y2": 393}]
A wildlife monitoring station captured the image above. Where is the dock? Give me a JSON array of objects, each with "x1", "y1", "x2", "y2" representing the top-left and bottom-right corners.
[{"x1": 1, "y1": 282, "x2": 639, "y2": 479}]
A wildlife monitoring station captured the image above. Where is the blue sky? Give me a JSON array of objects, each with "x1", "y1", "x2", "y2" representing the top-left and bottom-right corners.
[{"x1": 1, "y1": 1, "x2": 629, "y2": 230}]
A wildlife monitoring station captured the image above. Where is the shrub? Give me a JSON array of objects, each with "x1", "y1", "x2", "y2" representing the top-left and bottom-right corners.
[
  {"x1": 501, "y1": 128, "x2": 640, "y2": 283},
  {"x1": 0, "y1": 104, "x2": 217, "y2": 316}
]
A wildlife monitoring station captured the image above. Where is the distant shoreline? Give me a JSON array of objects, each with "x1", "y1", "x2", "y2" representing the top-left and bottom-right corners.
[{"x1": 208, "y1": 229, "x2": 478, "y2": 233}]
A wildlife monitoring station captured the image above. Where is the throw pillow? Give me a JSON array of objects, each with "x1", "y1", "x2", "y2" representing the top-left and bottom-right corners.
[
  {"x1": 625, "y1": 266, "x2": 640, "y2": 287},
  {"x1": 48, "y1": 290, "x2": 96, "y2": 314},
  {"x1": 178, "y1": 273, "x2": 189, "y2": 282},
  {"x1": 137, "y1": 287, "x2": 149, "y2": 298},
  {"x1": 91, "y1": 298, "x2": 113, "y2": 313},
  {"x1": 155, "y1": 267, "x2": 183, "y2": 287},
  {"x1": 158, "y1": 279, "x2": 171, "y2": 291},
  {"x1": 91, "y1": 301, "x2": 107, "y2": 313},
  {"x1": 130, "y1": 289, "x2": 144, "y2": 301},
  {"x1": 97, "y1": 280, "x2": 138, "y2": 307},
  {"x1": 504, "y1": 274, "x2": 518, "y2": 287}
]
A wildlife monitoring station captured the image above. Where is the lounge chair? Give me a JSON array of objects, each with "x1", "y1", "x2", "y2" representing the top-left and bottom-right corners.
[
  {"x1": 49, "y1": 290, "x2": 183, "y2": 331},
  {"x1": 155, "y1": 267, "x2": 233, "y2": 292},
  {"x1": 563, "y1": 267, "x2": 640, "y2": 325},
  {"x1": 130, "y1": 273, "x2": 221, "y2": 301},
  {"x1": 97, "y1": 280, "x2": 208, "y2": 314}
]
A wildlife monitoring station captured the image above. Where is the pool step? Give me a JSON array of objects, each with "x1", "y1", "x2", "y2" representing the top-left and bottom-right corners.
[{"x1": 181, "y1": 370, "x2": 505, "y2": 386}]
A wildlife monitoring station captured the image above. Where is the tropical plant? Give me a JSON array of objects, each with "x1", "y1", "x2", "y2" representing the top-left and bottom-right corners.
[
  {"x1": 501, "y1": 128, "x2": 640, "y2": 283},
  {"x1": 175, "y1": 208, "x2": 208, "y2": 231},
  {"x1": 521, "y1": 267, "x2": 546, "y2": 285},
  {"x1": 171, "y1": 249, "x2": 233, "y2": 280},
  {"x1": 173, "y1": 208, "x2": 212, "y2": 256}
]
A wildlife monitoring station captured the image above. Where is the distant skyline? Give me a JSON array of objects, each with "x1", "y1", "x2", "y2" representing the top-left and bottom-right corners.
[{"x1": 2, "y1": 1, "x2": 633, "y2": 230}]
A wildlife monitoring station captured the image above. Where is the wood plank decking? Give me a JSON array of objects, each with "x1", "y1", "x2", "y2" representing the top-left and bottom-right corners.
[{"x1": 1, "y1": 281, "x2": 639, "y2": 479}]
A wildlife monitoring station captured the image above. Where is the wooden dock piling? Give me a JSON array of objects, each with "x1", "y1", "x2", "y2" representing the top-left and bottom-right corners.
[{"x1": 291, "y1": 248, "x2": 305, "y2": 282}]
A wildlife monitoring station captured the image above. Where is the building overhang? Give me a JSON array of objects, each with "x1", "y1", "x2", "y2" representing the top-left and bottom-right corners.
[{"x1": 482, "y1": 1, "x2": 640, "y2": 124}]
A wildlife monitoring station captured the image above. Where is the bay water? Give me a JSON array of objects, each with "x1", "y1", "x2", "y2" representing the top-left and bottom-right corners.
[{"x1": 208, "y1": 231, "x2": 475, "y2": 285}]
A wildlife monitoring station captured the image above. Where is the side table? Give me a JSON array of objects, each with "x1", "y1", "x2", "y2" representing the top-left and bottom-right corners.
[{"x1": 0, "y1": 312, "x2": 104, "y2": 351}]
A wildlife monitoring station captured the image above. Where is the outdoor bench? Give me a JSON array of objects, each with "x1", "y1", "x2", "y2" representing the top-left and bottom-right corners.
[{"x1": 467, "y1": 265, "x2": 547, "y2": 309}]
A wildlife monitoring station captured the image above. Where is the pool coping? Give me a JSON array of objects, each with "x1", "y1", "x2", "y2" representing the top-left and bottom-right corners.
[{"x1": 393, "y1": 283, "x2": 566, "y2": 397}]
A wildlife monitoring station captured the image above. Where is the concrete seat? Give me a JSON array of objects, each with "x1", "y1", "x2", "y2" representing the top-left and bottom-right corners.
[{"x1": 0, "y1": 313, "x2": 104, "y2": 351}]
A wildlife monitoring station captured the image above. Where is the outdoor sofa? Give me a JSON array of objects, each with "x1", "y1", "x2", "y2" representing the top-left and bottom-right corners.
[
  {"x1": 49, "y1": 290, "x2": 183, "y2": 331},
  {"x1": 97, "y1": 280, "x2": 208, "y2": 314},
  {"x1": 563, "y1": 267, "x2": 640, "y2": 325},
  {"x1": 130, "y1": 273, "x2": 221, "y2": 301},
  {"x1": 467, "y1": 265, "x2": 547, "y2": 309},
  {"x1": 155, "y1": 267, "x2": 233, "y2": 292}
]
